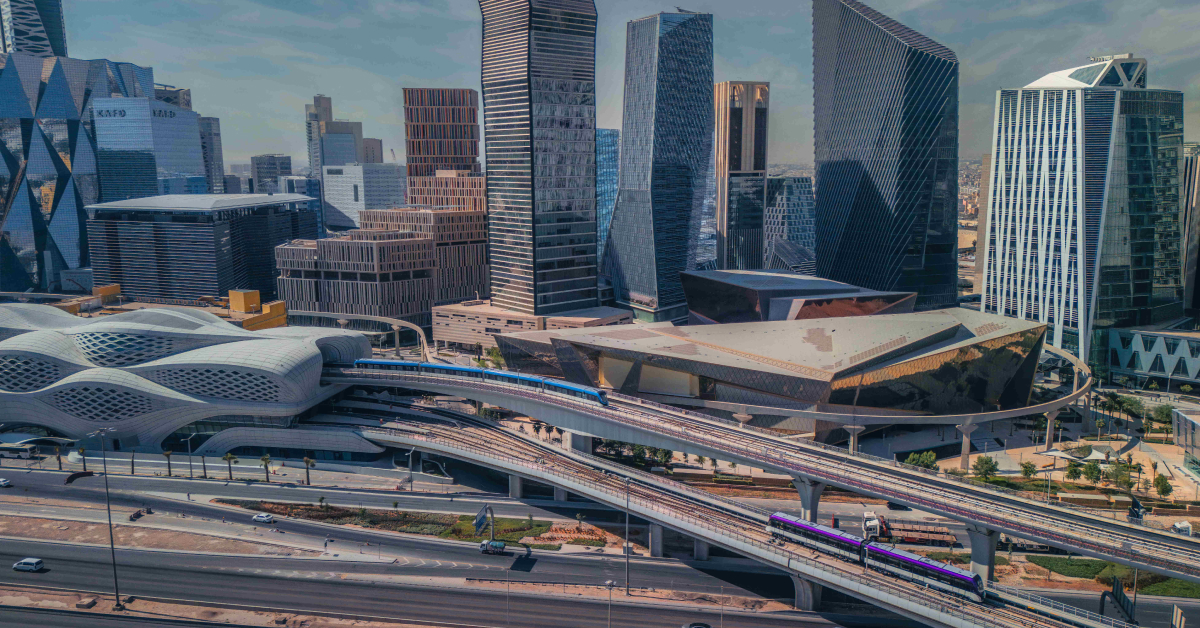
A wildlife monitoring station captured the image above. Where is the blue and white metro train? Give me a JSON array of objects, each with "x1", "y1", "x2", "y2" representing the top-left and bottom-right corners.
[
  {"x1": 767, "y1": 512, "x2": 985, "y2": 602},
  {"x1": 350, "y1": 359, "x2": 609, "y2": 406}
]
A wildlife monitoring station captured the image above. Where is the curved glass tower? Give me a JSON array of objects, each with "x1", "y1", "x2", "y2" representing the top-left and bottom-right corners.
[{"x1": 812, "y1": 0, "x2": 959, "y2": 311}]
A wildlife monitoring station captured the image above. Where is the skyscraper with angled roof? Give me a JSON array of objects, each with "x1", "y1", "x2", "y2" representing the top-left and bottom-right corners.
[
  {"x1": 980, "y1": 54, "x2": 1186, "y2": 365},
  {"x1": 0, "y1": 0, "x2": 67, "y2": 57},
  {"x1": 812, "y1": 0, "x2": 958, "y2": 311}
]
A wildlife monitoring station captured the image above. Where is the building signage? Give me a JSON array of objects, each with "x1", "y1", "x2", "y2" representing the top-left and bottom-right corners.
[{"x1": 95, "y1": 109, "x2": 126, "y2": 118}]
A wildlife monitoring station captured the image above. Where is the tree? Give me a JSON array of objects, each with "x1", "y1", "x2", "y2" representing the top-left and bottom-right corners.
[
  {"x1": 575, "y1": 512, "x2": 586, "y2": 531},
  {"x1": 260, "y1": 454, "x2": 272, "y2": 482},
  {"x1": 485, "y1": 347, "x2": 505, "y2": 368},
  {"x1": 54, "y1": 447, "x2": 62, "y2": 471},
  {"x1": 695, "y1": 455, "x2": 707, "y2": 467},
  {"x1": 1148, "y1": 380, "x2": 1160, "y2": 391},
  {"x1": 729, "y1": 461, "x2": 739, "y2": 474},
  {"x1": 318, "y1": 496, "x2": 327, "y2": 510},
  {"x1": 655, "y1": 448, "x2": 673, "y2": 466},
  {"x1": 1155, "y1": 473, "x2": 1174, "y2": 498},
  {"x1": 630, "y1": 444, "x2": 647, "y2": 464},
  {"x1": 222, "y1": 453, "x2": 238, "y2": 480},
  {"x1": 904, "y1": 451, "x2": 938, "y2": 470},
  {"x1": 1082, "y1": 461, "x2": 1103, "y2": 485},
  {"x1": 1065, "y1": 462, "x2": 1082, "y2": 481},
  {"x1": 1020, "y1": 461, "x2": 1037, "y2": 479},
  {"x1": 1152, "y1": 405, "x2": 1175, "y2": 431},
  {"x1": 533, "y1": 424, "x2": 543, "y2": 440},
  {"x1": 972, "y1": 455, "x2": 999, "y2": 481},
  {"x1": 77, "y1": 447, "x2": 86, "y2": 472},
  {"x1": 303, "y1": 457, "x2": 316, "y2": 486},
  {"x1": 1181, "y1": 384, "x2": 1194, "y2": 395},
  {"x1": 162, "y1": 450, "x2": 172, "y2": 476}
]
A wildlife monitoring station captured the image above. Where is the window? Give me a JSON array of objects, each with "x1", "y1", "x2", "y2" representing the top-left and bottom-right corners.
[{"x1": 353, "y1": 184, "x2": 359, "y2": 202}]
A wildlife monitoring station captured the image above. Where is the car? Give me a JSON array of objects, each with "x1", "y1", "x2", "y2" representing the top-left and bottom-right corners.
[
  {"x1": 885, "y1": 502, "x2": 910, "y2": 511},
  {"x1": 12, "y1": 558, "x2": 43, "y2": 572},
  {"x1": 0, "y1": 479, "x2": 10, "y2": 488},
  {"x1": 683, "y1": 623, "x2": 713, "y2": 628},
  {"x1": 251, "y1": 513, "x2": 275, "y2": 524}
]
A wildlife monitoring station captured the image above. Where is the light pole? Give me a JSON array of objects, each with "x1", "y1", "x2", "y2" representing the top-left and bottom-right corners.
[
  {"x1": 183, "y1": 433, "x2": 197, "y2": 479},
  {"x1": 624, "y1": 476, "x2": 630, "y2": 595},
  {"x1": 86, "y1": 428, "x2": 124, "y2": 611},
  {"x1": 605, "y1": 579, "x2": 615, "y2": 628}
]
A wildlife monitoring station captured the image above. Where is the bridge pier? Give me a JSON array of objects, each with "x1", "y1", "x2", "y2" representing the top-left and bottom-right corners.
[
  {"x1": 693, "y1": 539, "x2": 710, "y2": 561},
  {"x1": 965, "y1": 524, "x2": 998, "y2": 581},
  {"x1": 1043, "y1": 409, "x2": 1060, "y2": 451},
  {"x1": 564, "y1": 431, "x2": 593, "y2": 453},
  {"x1": 508, "y1": 475, "x2": 523, "y2": 499},
  {"x1": 958, "y1": 423, "x2": 978, "y2": 470},
  {"x1": 791, "y1": 475, "x2": 825, "y2": 522},
  {"x1": 648, "y1": 524, "x2": 664, "y2": 557},
  {"x1": 844, "y1": 425, "x2": 865, "y2": 454},
  {"x1": 790, "y1": 575, "x2": 823, "y2": 611},
  {"x1": 553, "y1": 486, "x2": 568, "y2": 502}
]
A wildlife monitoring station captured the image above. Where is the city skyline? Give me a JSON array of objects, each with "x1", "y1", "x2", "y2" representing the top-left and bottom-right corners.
[{"x1": 62, "y1": 0, "x2": 1200, "y2": 167}]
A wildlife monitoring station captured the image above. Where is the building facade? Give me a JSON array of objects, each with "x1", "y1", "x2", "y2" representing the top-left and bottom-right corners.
[
  {"x1": 980, "y1": 55, "x2": 1186, "y2": 363},
  {"x1": 363, "y1": 138, "x2": 383, "y2": 163},
  {"x1": 607, "y1": 10, "x2": 713, "y2": 323},
  {"x1": 86, "y1": 194, "x2": 318, "y2": 302},
  {"x1": 402, "y1": 88, "x2": 485, "y2": 212},
  {"x1": 276, "y1": 229, "x2": 435, "y2": 327},
  {"x1": 813, "y1": 0, "x2": 959, "y2": 311},
  {"x1": 0, "y1": 53, "x2": 154, "y2": 292},
  {"x1": 596, "y1": 128, "x2": 619, "y2": 276},
  {"x1": 479, "y1": 0, "x2": 599, "y2": 315},
  {"x1": 278, "y1": 176, "x2": 324, "y2": 236},
  {"x1": 305, "y1": 94, "x2": 332, "y2": 175},
  {"x1": 0, "y1": 0, "x2": 66, "y2": 57},
  {"x1": 715, "y1": 81, "x2": 769, "y2": 271},
  {"x1": 322, "y1": 163, "x2": 406, "y2": 230},
  {"x1": 304, "y1": 95, "x2": 364, "y2": 176},
  {"x1": 360, "y1": 207, "x2": 487, "y2": 306},
  {"x1": 762, "y1": 176, "x2": 816, "y2": 271},
  {"x1": 154, "y1": 83, "x2": 191, "y2": 110},
  {"x1": 198, "y1": 117, "x2": 224, "y2": 194},
  {"x1": 92, "y1": 96, "x2": 206, "y2": 203},
  {"x1": 1185, "y1": 143, "x2": 1200, "y2": 310},
  {"x1": 250, "y1": 154, "x2": 292, "y2": 193},
  {"x1": 433, "y1": 300, "x2": 631, "y2": 350},
  {"x1": 404, "y1": 171, "x2": 486, "y2": 212}
]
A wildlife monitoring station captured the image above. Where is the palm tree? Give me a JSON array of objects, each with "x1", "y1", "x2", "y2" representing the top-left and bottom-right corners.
[
  {"x1": 54, "y1": 447, "x2": 62, "y2": 471},
  {"x1": 130, "y1": 452, "x2": 136, "y2": 475},
  {"x1": 222, "y1": 453, "x2": 238, "y2": 480},
  {"x1": 162, "y1": 450, "x2": 172, "y2": 476},
  {"x1": 302, "y1": 457, "x2": 316, "y2": 485},
  {"x1": 77, "y1": 447, "x2": 87, "y2": 472},
  {"x1": 260, "y1": 454, "x2": 271, "y2": 482}
]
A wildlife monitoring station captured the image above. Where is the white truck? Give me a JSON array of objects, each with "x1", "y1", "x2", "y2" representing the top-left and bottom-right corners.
[{"x1": 862, "y1": 511, "x2": 956, "y2": 546}]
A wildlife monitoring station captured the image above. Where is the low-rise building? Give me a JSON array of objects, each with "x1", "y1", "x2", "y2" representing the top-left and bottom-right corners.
[
  {"x1": 275, "y1": 229, "x2": 435, "y2": 327},
  {"x1": 433, "y1": 300, "x2": 631, "y2": 350},
  {"x1": 360, "y1": 206, "x2": 487, "y2": 306},
  {"x1": 681, "y1": 269, "x2": 916, "y2": 324}
]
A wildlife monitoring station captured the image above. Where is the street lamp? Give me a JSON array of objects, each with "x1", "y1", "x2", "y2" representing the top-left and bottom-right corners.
[
  {"x1": 183, "y1": 433, "x2": 198, "y2": 479},
  {"x1": 605, "y1": 579, "x2": 615, "y2": 628},
  {"x1": 85, "y1": 427, "x2": 124, "y2": 611},
  {"x1": 624, "y1": 476, "x2": 630, "y2": 595}
]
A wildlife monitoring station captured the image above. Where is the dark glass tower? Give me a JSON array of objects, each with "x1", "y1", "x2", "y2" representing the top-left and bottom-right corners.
[
  {"x1": 812, "y1": 0, "x2": 958, "y2": 310},
  {"x1": 0, "y1": 0, "x2": 68, "y2": 58},
  {"x1": 608, "y1": 11, "x2": 713, "y2": 322},
  {"x1": 479, "y1": 0, "x2": 598, "y2": 315},
  {"x1": 595, "y1": 128, "x2": 619, "y2": 275}
]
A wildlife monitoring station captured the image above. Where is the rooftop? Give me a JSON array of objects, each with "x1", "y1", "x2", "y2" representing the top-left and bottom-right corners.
[
  {"x1": 682, "y1": 269, "x2": 873, "y2": 294},
  {"x1": 1024, "y1": 55, "x2": 1147, "y2": 89},
  {"x1": 86, "y1": 194, "x2": 315, "y2": 211}
]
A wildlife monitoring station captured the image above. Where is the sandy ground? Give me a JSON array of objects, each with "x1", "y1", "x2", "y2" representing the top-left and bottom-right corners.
[
  {"x1": 470, "y1": 578, "x2": 793, "y2": 612},
  {"x1": 0, "y1": 515, "x2": 317, "y2": 556},
  {"x1": 992, "y1": 554, "x2": 1106, "y2": 592},
  {"x1": 0, "y1": 584, "x2": 457, "y2": 627}
]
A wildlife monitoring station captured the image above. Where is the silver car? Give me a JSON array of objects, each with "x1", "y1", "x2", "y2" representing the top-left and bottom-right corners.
[{"x1": 12, "y1": 558, "x2": 43, "y2": 572}]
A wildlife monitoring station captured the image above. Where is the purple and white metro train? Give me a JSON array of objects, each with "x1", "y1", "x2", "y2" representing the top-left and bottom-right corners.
[{"x1": 767, "y1": 512, "x2": 984, "y2": 602}]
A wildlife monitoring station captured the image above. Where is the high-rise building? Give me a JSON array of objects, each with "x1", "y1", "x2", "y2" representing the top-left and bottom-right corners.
[
  {"x1": 715, "y1": 81, "x2": 769, "y2": 271},
  {"x1": 607, "y1": 10, "x2": 713, "y2": 322},
  {"x1": 402, "y1": 88, "x2": 485, "y2": 212},
  {"x1": 304, "y1": 95, "x2": 364, "y2": 174},
  {"x1": 0, "y1": 52, "x2": 152, "y2": 291},
  {"x1": 0, "y1": 0, "x2": 66, "y2": 57},
  {"x1": 595, "y1": 128, "x2": 619, "y2": 276},
  {"x1": 87, "y1": 194, "x2": 319, "y2": 302},
  {"x1": 973, "y1": 152, "x2": 992, "y2": 296},
  {"x1": 813, "y1": 0, "x2": 959, "y2": 311},
  {"x1": 223, "y1": 175, "x2": 243, "y2": 194},
  {"x1": 322, "y1": 163, "x2": 406, "y2": 230},
  {"x1": 360, "y1": 206, "x2": 488, "y2": 306},
  {"x1": 981, "y1": 54, "x2": 1186, "y2": 363},
  {"x1": 198, "y1": 117, "x2": 224, "y2": 194},
  {"x1": 154, "y1": 83, "x2": 192, "y2": 110},
  {"x1": 763, "y1": 176, "x2": 816, "y2": 272},
  {"x1": 363, "y1": 138, "x2": 383, "y2": 163},
  {"x1": 250, "y1": 154, "x2": 292, "y2": 193},
  {"x1": 228, "y1": 163, "x2": 251, "y2": 176},
  {"x1": 479, "y1": 0, "x2": 598, "y2": 315},
  {"x1": 305, "y1": 95, "x2": 333, "y2": 175},
  {"x1": 276, "y1": 228, "x2": 435, "y2": 327},
  {"x1": 279, "y1": 176, "x2": 324, "y2": 236},
  {"x1": 320, "y1": 133, "x2": 358, "y2": 168},
  {"x1": 92, "y1": 96, "x2": 207, "y2": 202},
  {"x1": 1186, "y1": 143, "x2": 1200, "y2": 310}
]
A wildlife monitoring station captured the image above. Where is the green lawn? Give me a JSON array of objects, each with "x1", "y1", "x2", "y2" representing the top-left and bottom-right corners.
[
  {"x1": 1139, "y1": 579, "x2": 1200, "y2": 598},
  {"x1": 1025, "y1": 556, "x2": 1108, "y2": 579},
  {"x1": 925, "y1": 552, "x2": 1009, "y2": 566}
]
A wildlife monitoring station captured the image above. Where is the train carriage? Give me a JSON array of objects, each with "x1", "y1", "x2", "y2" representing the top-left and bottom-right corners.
[
  {"x1": 864, "y1": 543, "x2": 984, "y2": 602},
  {"x1": 767, "y1": 512, "x2": 865, "y2": 562}
]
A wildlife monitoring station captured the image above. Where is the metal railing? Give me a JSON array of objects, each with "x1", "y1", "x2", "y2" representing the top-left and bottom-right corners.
[
  {"x1": 987, "y1": 583, "x2": 1136, "y2": 628},
  {"x1": 324, "y1": 369, "x2": 1200, "y2": 581}
]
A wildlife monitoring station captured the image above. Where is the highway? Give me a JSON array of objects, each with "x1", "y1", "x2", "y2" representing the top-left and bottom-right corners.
[{"x1": 323, "y1": 367, "x2": 1200, "y2": 585}]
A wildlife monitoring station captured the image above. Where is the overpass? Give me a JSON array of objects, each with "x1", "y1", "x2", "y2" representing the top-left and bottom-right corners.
[
  {"x1": 319, "y1": 400, "x2": 1133, "y2": 628},
  {"x1": 323, "y1": 365, "x2": 1200, "y2": 587}
]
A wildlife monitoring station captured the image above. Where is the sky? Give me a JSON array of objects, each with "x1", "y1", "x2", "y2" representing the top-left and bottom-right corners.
[{"x1": 66, "y1": 0, "x2": 1200, "y2": 168}]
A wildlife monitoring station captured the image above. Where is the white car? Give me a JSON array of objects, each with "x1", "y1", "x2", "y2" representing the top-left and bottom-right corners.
[
  {"x1": 0, "y1": 479, "x2": 10, "y2": 488},
  {"x1": 252, "y1": 513, "x2": 275, "y2": 524},
  {"x1": 12, "y1": 558, "x2": 43, "y2": 572}
]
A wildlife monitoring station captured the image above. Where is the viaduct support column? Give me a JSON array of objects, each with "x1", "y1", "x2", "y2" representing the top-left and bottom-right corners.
[
  {"x1": 844, "y1": 425, "x2": 865, "y2": 454},
  {"x1": 693, "y1": 539, "x2": 710, "y2": 561},
  {"x1": 563, "y1": 431, "x2": 593, "y2": 453},
  {"x1": 508, "y1": 475, "x2": 523, "y2": 499},
  {"x1": 965, "y1": 524, "x2": 998, "y2": 581},
  {"x1": 958, "y1": 424, "x2": 978, "y2": 470},
  {"x1": 1043, "y1": 409, "x2": 1060, "y2": 452},
  {"x1": 790, "y1": 575, "x2": 823, "y2": 611},
  {"x1": 791, "y1": 475, "x2": 825, "y2": 522},
  {"x1": 648, "y1": 524, "x2": 664, "y2": 558},
  {"x1": 553, "y1": 487, "x2": 569, "y2": 502}
]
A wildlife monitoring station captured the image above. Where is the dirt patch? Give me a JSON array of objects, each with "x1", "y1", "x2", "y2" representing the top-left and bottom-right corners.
[
  {"x1": 471, "y1": 579, "x2": 790, "y2": 611},
  {"x1": 992, "y1": 554, "x2": 1105, "y2": 592},
  {"x1": 0, "y1": 515, "x2": 316, "y2": 556}
]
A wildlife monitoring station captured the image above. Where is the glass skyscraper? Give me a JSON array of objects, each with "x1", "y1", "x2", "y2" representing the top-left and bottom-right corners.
[
  {"x1": 0, "y1": 0, "x2": 67, "y2": 57},
  {"x1": 715, "y1": 81, "x2": 769, "y2": 271},
  {"x1": 479, "y1": 0, "x2": 598, "y2": 316},
  {"x1": 812, "y1": 0, "x2": 959, "y2": 311},
  {"x1": 607, "y1": 10, "x2": 713, "y2": 322},
  {"x1": 92, "y1": 96, "x2": 206, "y2": 202},
  {"x1": 980, "y1": 54, "x2": 1186, "y2": 365},
  {"x1": 763, "y1": 176, "x2": 816, "y2": 269},
  {"x1": 595, "y1": 128, "x2": 619, "y2": 275},
  {"x1": 0, "y1": 52, "x2": 152, "y2": 292}
]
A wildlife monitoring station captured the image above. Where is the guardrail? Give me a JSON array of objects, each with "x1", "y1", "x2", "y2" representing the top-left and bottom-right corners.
[
  {"x1": 988, "y1": 583, "x2": 1136, "y2": 628},
  {"x1": 324, "y1": 369, "x2": 1200, "y2": 582},
  {"x1": 357, "y1": 422, "x2": 1060, "y2": 628}
]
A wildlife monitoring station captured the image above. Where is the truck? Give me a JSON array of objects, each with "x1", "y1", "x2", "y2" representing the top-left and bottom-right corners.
[
  {"x1": 479, "y1": 540, "x2": 506, "y2": 555},
  {"x1": 862, "y1": 512, "x2": 956, "y2": 547},
  {"x1": 998, "y1": 534, "x2": 1051, "y2": 552}
]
